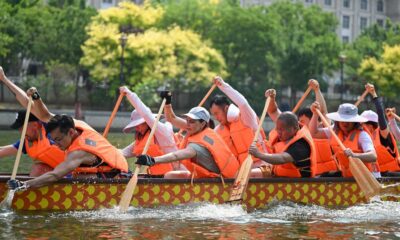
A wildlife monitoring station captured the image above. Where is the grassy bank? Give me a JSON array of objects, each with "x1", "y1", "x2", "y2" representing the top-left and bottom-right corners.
[{"x1": 0, "y1": 130, "x2": 134, "y2": 174}]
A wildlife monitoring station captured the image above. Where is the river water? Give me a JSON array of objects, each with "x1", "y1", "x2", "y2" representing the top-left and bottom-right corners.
[{"x1": 1, "y1": 199, "x2": 400, "y2": 239}]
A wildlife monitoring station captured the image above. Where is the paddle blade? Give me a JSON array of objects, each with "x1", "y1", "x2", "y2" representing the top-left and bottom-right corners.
[
  {"x1": 349, "y1": 157, "x2": 381, "y2": 200},
  {"x1": 227, "y1": 155, "x2": 253, "y2": 203},
  {"x1": 119, "y1": 168, "x2": 140, "y2": 212}
]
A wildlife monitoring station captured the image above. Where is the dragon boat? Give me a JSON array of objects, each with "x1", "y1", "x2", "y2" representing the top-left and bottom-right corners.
[{"x1": 1, "y1": 175, "x2": 399, "y2": 211}]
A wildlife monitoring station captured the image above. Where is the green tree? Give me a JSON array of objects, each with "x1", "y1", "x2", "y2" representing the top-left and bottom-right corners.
[
  {"x1": 358, "y1": 44, "x2": 400, "y2": 100},
  {"x1": 158, "y1": 0, "x2": 341, "y2": 109},
  {"x1": 80, "y1": 1, "x2": 226, "y2": 105}
]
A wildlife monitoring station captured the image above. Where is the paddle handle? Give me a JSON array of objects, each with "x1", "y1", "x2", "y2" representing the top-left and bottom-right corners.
[
  {"x1": 354, "y1": 90, "x2": 368, "y2": 107},
  {"x1": 118, "y1": 98, "x2": 166, "y2": 212},
  {"x1": 103, "y1": 92, "x2": 125, "y2": 138},
  {"x1": 143, "y1": 98, "x2": 166, "y2": 154},
  {"x1": 316, "y1": 109, "x2": 347, "y2": 151},
  {"x1": 198, "y1": 84, "x2": 217, "y2": 107},
  {"x1": 11, "y1": 97, "x2": 33, "y2": 180},
  {"x1": 292, "y1": 86, "x2": 312, "y2": 113},
  {"x1": 253, "y1": 97, "x2": 271, "y2": 143}
]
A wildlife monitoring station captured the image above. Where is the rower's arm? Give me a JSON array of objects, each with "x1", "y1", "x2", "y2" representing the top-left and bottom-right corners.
[
  {"x1": 366, "y1": 83, "x2": 390, "y2": 138},
  {"x1": 309, "y1": 102, "x2": 328, "y2": 139},
  {"x1": 154, "y1": 147, "x2": 196, "y2": 164},
  {"x1": 0, "y1": 145, "x2": 18, "y2": 158},
  {"x1": 250, "y1": 144, "x2": 293, "y2": 164},
  {"x1": 164, "y1": 104, "x2": 187, "y2": 130},
  {"x1": 25, "y1": 150, "x2": 95, "y2": 188},
  {"x1": 353, "y1": 150, "x2": 377, "y2": 163},
  {"x1": 0, "y1": 67, "x2": 31, "y2": 108},
  {"x1": 265, "y1": 89, "x2": 281, "y2": 122},
  {"x1": 26, "y1": 87, "x2": 54, "y2": 123}
]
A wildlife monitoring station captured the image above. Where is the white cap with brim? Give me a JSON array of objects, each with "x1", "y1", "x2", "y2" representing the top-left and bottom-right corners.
[
  {"x1": 326, "y1": 103, "x2": 368, "y2": 123},
  {"x1": 123, "y1": 110, "x2": 157, "y2": 133},
  {"x1": 183, "y1": 106, "x2": 210, "y2": 122},
  {"x1": 361, "y1": 110, "x2": 378, "y2": 123}
]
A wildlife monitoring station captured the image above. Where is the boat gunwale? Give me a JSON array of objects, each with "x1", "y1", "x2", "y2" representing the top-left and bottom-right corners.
[{"x1": 0, "y1": 175, "x2": 399, "y2": 185}]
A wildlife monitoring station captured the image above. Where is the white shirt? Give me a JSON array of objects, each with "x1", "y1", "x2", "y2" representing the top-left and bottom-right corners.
[
  {"x1": 121, "y1": 92, "x2": 178, "y2": 157},
  {"x1": 216, "y1": 81, "x2": 265, "y2": 144}
]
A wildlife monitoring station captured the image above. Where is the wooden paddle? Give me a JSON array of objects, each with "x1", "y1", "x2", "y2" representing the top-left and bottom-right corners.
[
  {"x1": 354, "y1": 89, "x2": 368, "y2": 107},
  {"x1": 103, "y1": 92, "x2": 125, "y2": 138},
  {"x1": 0, "y1": 97, "x2": 33, "y2": 207},
  {"x1": 118, "y1": 98, "x2": 167, "y2": 212},
  {"x1": 227, "y1": 97, "x2": 271, "y2": 203},
  {"x1": 292, "y1": 86, "x2": 312, "y2": 113},
  {"x1": 315, "y1": 109, "x2": 382, "y2": 200}
]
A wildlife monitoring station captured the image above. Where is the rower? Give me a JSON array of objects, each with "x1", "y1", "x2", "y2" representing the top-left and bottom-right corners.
[
  {"x1": 361, "y1": 83, "x2": 400, "y2": 176},
  {"x1": 249, "y1": 111, "x2": 317, "y2": 178},
  {"x1": 310, "y1": 102, "x2": 377, "y2": 178},
  {"x1": 266, "y1": 80, "x2": 338, "y2": 177},
  {"x1": 7, "y1": 87, "x2": 128, "y2": 191},
  {"x1": 209, "y1": 76, "x2": 271, "y2": 177},
  {"x1": 0, "y1": 66, "x2": 65, "y2": 177},
  {"x1": 119, "y1": 86, "x2": 188, "y2": 178},
  {"x1": 135, "y1": 106, "x2": 239, "y2": 179}
]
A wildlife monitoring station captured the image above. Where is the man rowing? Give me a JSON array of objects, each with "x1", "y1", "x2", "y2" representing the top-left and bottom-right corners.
[
  {"x1": 7, "y1": 86, "x2": 128, "y2": 191},
  {"x1": 265, "y1": 80, "x2": 338, "y2": 177},
  {"x1": 0, "y1": 67, "x2": 65, "y2": 176},
  {"x1": 209, "y1": 76, "x2": 271, "y2": 177},
  {"x1": 249, "y1": 111, "x2": 317, "y2": 178}
]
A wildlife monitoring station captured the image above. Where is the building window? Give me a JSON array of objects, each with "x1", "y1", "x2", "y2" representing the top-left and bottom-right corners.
[
  {"x1": 377, "y1": 19, "x2": 384, "y2": 27},
  {"x1": 342, "y1": 36, "x2": 350, "y2": 43},
  {"x1": 361, "y1": 0, "x2": 368, "y2": 10},
  {"x1": 103, "y1": 0, "x2": 112, "y2": 3},
  {"x1": 305, "y1": 0, "x2": 313, "y2": 3},
  {"x1": 342, "y1": 15, "x2": 350, "y2": 29},
  {"x1": 377, "y1": 0, "x2": 384, "y2": 12},
  {"x1": 343, "y1": 0, "x2": 350, "y2": 8},
  {"x1": 325, "y1": 0, "x2": 332, "y2": 6},
  {"x1": 360, "y1": 17, "x2": 368, "y2": 30}
]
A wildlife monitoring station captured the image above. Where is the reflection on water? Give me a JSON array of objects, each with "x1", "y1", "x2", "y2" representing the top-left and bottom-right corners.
[{"x1": 1, "y1": 200, "x2": 400, "y2": 239}]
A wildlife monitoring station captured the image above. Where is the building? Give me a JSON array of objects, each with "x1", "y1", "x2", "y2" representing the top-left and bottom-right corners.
[{"x1": 241, "y1": 0, "x2": 400, "y2": 43}]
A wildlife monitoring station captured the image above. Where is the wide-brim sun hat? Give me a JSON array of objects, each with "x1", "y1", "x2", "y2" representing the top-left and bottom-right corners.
[
  {"x1": 326, "y1": 103, "x2": 368, "y2": 123},
  {"x1": 123, "y1": 110, "x2": 157, "y2": 133},
  {"x1": 361, "y1": 110, "x2": 378, "y2": 123},
  {"x1": 183, "y1": 106, "x2": 210, "y2": 122}
]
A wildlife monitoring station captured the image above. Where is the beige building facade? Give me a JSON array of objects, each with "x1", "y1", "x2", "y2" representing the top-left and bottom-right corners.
[{"x1": 241, "y1": 0, "x2": 400, "y2": 42}]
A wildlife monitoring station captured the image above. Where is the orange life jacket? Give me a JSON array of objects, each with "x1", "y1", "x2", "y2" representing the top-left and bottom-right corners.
[
  {"x1": 370, "y1": 129, "x2": 400, "y2": 172},
  {"x1": 330, "y1": 128, "x2": 373, "y2": 177},
  {"x1": 313, "y1": 139, "x2": 339, "y2": 175},
  {"x1": 269, "y1": 126, "x2": 317, "y2": 178},
  {"x1": 269, "y1": 129, "x2": 338, "y2": 176},
  {"x1": 69, "y1": 121, "x2": 128, "y2": 173},
  {"x1": 215, "y1": 116, "x2": 267, "y2": 165},
  {"x1": 25, "y1": 125, "x2": 65, "y2": 168},
  {"x1": 133, "y1": 131, "x2": 173, "y2": 175},
  {"x1": 182, "y1": 128, "x2": 239, "y2": 178}
]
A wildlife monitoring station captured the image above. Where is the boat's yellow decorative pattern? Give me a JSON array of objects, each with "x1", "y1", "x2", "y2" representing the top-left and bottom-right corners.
[{"x1": 0, "y1": 181, "x2": 399, "y2": 211}]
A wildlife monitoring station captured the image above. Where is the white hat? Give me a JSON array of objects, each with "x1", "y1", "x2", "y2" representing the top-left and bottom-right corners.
[
  {"x1": 123, "y1": 110, "x2": 156, "y2": 133},
  {"x1": 326, "y1": 103, "x2": 368, "y2": 123},
  {"x1": 183, "y1": 106, "x2": 210, "y2": 122},
  {"x1": 361, "y1": 110, "x2": 378, "y2": 123}
]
